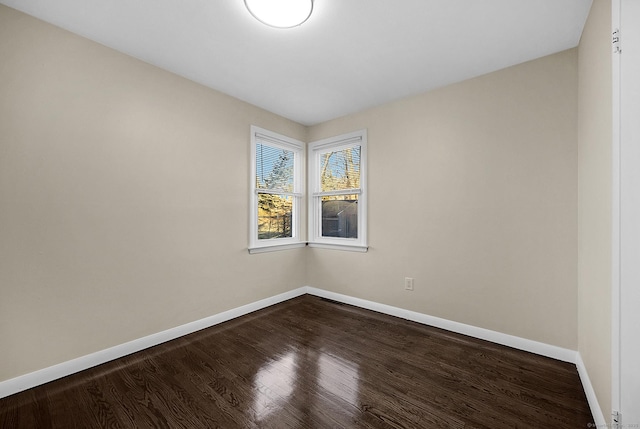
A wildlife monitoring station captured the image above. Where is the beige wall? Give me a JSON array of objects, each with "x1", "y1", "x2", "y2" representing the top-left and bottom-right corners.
[
  {"x1": 0, "y1": 5, "x2": 307, "y2": 381},
  {"x1": 307, "y1": 49, "x2": 579, "y2": 349},
  {"x1": 1, "y1": 2, "x2": 591, "y2": 388},
  {"x1": 578, "y1": 0, "x2": 612, "y2": 419}
]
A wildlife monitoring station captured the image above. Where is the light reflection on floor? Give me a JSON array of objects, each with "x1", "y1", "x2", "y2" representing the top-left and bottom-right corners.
[
  {"x1": 253, "y1": 351, "x2": 297, "y2": 420},
  {"x1": 253, "y1": 350, "x2": 360, "y2": 422},
  {"x1": 318, "y1": 354, "x2": 359, "y2": 405}
]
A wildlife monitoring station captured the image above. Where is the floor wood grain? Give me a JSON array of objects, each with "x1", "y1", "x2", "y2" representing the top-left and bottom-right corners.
[{"x1": 0, "y1": 295, "x2": 594, "y2": 428}]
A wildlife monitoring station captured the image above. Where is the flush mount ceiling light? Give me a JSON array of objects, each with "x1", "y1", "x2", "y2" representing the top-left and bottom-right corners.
[{"x1": 244, "y1": 0, "x2": 314, "y2": 29}]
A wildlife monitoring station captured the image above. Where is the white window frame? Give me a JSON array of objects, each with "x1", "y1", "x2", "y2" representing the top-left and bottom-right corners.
[
  {"x1": 308, "y1": 129, "x2": 368, "y2": 252},
  {"x1": 249, "y1": 126, "x2": 305, "y2": 254}
]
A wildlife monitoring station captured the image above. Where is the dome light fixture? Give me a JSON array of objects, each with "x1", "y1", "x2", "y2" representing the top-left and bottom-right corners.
[{"x1": 244, "y1": 0, "x2": 314, "y2": 29}]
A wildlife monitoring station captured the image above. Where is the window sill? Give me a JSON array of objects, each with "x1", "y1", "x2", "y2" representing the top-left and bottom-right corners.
[
  {"x1": 248, "y1": 242, "x2": 307, "y2": 254},
  {"x1": 307, "y1": 242, "x2": 368, "y2": 253}
]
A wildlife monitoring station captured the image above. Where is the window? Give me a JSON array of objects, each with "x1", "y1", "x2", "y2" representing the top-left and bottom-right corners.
[
  {"x1": 308, "y1": 130, "x2": 367, "y2": 251},
  {"x1": 249, "y1": 126, "x2": 304, "y2": 253}
]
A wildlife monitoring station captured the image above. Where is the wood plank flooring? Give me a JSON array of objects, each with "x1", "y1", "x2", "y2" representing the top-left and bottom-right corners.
[{"x1": 0, "y1": 295, "x2": 594, "y2": 428}]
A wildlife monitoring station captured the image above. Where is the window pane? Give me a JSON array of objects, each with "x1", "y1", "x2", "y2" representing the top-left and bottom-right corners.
[
  {"x1": 258, "y1": 193, "x2": 293, "y2": 240},
  {"x1": 256, "y1": 143, "x2": 294, "y2": 192},
  {"x1": 320, "y1": 146, "x2": 361, "y2": 192},
  {"x1": 321, "y1": 195, "x2": 358, "y2": 238}
]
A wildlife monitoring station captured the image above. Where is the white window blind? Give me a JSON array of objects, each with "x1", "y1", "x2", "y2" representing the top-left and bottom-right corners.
[
  {"x1": 249, "y1": 127, "x2": 304, "y2": 252},
  {"x1": 319, "y1": 146, "x2": 361, "y2": 193},
  {"x1": 308, "y1": 130, "x2": 368, "y2": 252}
]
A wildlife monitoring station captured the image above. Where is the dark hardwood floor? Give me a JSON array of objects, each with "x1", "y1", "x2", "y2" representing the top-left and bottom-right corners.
[{"x1": 0, "y1": 295, "x2": 593, "y2": 428}]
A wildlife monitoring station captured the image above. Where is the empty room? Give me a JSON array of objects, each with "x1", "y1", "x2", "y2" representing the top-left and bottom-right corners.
[{"x1": 1, "y1": 0, "x2": 638, "y2": 427}]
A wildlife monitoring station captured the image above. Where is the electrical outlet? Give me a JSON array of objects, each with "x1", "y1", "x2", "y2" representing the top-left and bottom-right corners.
[{"x1": 404, "y1": 277, "x2": 414, "y2": 291}]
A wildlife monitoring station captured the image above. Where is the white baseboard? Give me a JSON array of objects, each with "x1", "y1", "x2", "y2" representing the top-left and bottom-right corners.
[
  {"x1": 305, "y1": 287, "x2": 577, "y2": 363},
  {"x1": 576, "y1": 352, "x2": 606, "y2": 426},
  {"x1": 1, "y1": 284, "x2": 599, "y2": 425},
  {"x1": 305, "y1": 287, "x2": 608, "y2": 423},
  {"x1": 0, "y1": 287, "x2": 308, "y2": 399}
]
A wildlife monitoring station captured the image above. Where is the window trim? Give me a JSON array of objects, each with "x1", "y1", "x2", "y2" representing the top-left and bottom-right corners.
[
  {"x1": 308, "y1": 129, "x2": 368, "y2": 252},
  {"x1": 249, "y1": 126, "x2": 305, "y2": 253}
]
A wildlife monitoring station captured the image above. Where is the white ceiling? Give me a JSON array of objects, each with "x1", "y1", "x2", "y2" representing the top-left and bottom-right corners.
[{"x1": 1, "y1": 0, "x2": 593, "y2": 125}]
